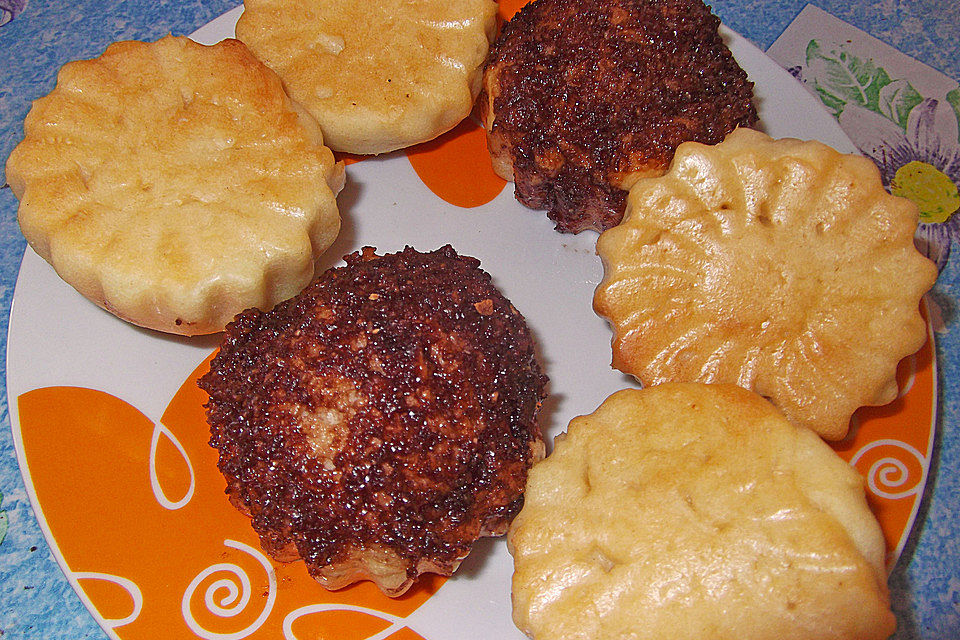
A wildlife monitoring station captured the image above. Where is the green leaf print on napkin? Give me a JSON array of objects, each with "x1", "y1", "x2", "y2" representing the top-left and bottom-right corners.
[
  {"x1": 947, "y1": 89, "x2": 960, "y2": 144},
  {"x1": 805, "y1": 40, "x2": 922, "y2": 130}
]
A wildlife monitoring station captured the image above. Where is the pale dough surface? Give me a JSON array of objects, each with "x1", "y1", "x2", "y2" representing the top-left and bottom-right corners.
[
  {"x1": 509, "y1": 383, "x2": 896, "y2": 640},
  {"x1": 236, "y1": 0, "x2": 497, "y2": 154},
  {"x1": 6, "y1": 35, "x2": 343, "y2": 335},
  {"x1": 594, "y1": 127, "x2": 937, "y2": 439}
]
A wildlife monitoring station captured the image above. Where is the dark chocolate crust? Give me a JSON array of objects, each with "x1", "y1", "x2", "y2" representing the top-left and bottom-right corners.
[
  {"x1": 199, "y1": 245, "x2": 547, "y2": 595},
  {"x1": 481, "y1": 0, "x2": 758, "y2": 233}
]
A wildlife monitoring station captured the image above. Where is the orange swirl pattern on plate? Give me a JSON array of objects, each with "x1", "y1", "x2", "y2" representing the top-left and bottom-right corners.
[
  {"x1": 17, "y1": 355, "x2": 439, "y2": 640},
  {"x1": 338, "y1": 111, "x2": 507, "y2": 209},
  {"x1": 12, "y1": 2, "x2": 938, "y2": 632},
  {"x1": 833, "y1": 305, "x2": 937, "y2": 564},
  {"x1": 397, "y1": 0, "x2": 527, "y2": 209},
  {"x1": 405, "y1": 117, "x2": 507, "y2": 209},
  {"x1": 16, "y1": 314, "x2": 935, "y2": 638}
]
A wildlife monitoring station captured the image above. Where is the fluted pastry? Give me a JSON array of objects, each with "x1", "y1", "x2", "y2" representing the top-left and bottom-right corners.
[
  {"x1": 236, "y1": 0, "x2": 497, "y2": 154},
  {"x1": 594, "y1": 128, "x2": 937, "y2": 439},
  {"x1": 6, "y1": 35, "x2": 343, "y2": 335}
]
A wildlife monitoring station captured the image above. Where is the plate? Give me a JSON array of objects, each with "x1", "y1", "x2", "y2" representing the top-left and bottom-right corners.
[{"x1": 7, "y1": 6, "x2": 937, "y2": 639}]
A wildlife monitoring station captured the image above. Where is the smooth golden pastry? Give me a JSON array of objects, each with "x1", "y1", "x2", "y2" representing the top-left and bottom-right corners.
[
  {"x1": 6, "y1": 35, "x2": 343, "y2": 335},
  {"x1": 236, "y1": 0, "x2": 498, "y2": 154},
  {"x1": 594, "y1": 128, "x2": 937, "y2": 439},
  {"x1": 509, "y1": 383, "x2": 896, "y2": 640}
]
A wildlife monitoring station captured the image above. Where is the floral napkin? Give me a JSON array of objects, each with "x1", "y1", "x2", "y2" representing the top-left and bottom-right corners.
[
  {"x1": 0, "y1": 0, "x2": 26, "y2": 26},
  {"x1": 767, "y1": 4, "x2": 959, "y2": 274}
]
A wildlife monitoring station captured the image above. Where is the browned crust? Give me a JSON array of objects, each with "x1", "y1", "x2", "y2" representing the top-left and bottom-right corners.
[
  {"x1": 199, "y1": 245, "x2": 548, "y2": 596},
  {"x1": 480, "y1": 0, "x2": 758, "y2": 233}
]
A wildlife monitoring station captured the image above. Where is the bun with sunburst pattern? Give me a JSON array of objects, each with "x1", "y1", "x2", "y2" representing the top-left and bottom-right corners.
[
  {"x1": 6, "y1": 35, "x2": 343, "y2": 336},
  {"x1": 593, "y1": 128, "x2": 937, "y2": 440},
  {"x1": 235, "y1": 0, "x2": 498, "y2": 155}
]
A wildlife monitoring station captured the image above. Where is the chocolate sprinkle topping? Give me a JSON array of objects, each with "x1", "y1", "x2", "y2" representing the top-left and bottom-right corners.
[
  {"x1": 482, "y1": 0, "x2": 758, "y2": 233},
  {"x1": 199, "y1": 245, "x2": 548, "y2": 594}
]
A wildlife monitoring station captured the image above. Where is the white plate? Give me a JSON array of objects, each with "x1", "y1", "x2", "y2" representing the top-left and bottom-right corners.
[{"x1": 9, "y1": 8, "x2": 896, "y2": 640}]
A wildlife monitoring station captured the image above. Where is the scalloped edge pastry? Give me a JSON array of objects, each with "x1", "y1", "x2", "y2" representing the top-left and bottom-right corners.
[
  {"x1": 6, "y1": 35, "x2": 343, "y2": 335},
  {"x1": 236, "y1": 0, "x2": 498, "y2": 154},
  {"x1": 593, "y1": 128, "x2": 937, "y2": 439}
]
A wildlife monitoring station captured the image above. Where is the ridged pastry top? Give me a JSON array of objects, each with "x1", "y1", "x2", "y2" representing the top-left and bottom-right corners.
[
  {"x1": 236, "y1": 0, "x2": 498, "y2": 154},
  {"x1": 200, "y1": 245, "x2": 548, "y2": 596},
  {"x1": 509, "y1": 384, "x2": 896, "y2": 640},
  {"x1": 594, "y1": 128, "x2": 937, "y2": 439},
  {"x1": 5, "y1": 35, "x2": 343, "y2": 335}
]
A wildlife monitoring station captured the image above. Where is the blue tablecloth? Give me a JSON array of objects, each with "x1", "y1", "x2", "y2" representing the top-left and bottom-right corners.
[{"x1": 1, "y1": 1, "x2": 958, "y2": 638}]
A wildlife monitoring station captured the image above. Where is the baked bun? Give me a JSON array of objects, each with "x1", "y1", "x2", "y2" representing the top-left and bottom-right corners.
[
  {"x1": 479, "y1": 0, "x2": 757, "y2": 233},
  {"x1": 236, "y1": 0, "x2": 497, "y2": 154},
  {"x1": 5, "y1": 35, "x2": 343, "y2": 335},
  {"x1": 200, "y1": 245, "x2": 548, "y2": 596},
  {"x1": 594, "y1": 128, "x2": 937, "y2": 439},
  {"x1": 509, "y1": 383, "x2": 896, "y2": 640}
]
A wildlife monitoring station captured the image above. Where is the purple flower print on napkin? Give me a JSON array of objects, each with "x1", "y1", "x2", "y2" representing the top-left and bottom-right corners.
[
  {"x1": 840, "y1": 97, "x2": 960, "y2": 270},
  {"x1": 0, "y1": 0, "x2": 27, "y2": 26},
  {"x1": 796, "y1": 39, "x2": 960, "y2": 272}
]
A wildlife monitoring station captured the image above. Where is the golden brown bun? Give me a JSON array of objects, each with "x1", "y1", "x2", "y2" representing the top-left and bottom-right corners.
[
  {"x1": 594, "y1": 128, "x2": 937, "y2": 439},
  {"x1": 509, "y1": 383, "x2": 896, "y2": 640},
  {"x1": 236, "y1": 0, "x2": 497, "y2": 154},
  {"x1": 6, "y1": 35, "x2": 343, "y2": 335}
]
